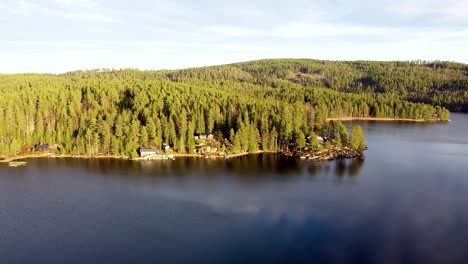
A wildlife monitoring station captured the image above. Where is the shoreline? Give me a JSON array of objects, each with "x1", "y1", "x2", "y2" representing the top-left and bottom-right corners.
[
  {"x1": 0, "y1": 150, "x2": 358, "y2": 164},
  {"x1": 0, "y1": 154, "x2": 129, "y2": 164},
  {"x1": 326, "y1": 117, "x2": 445, "y2": 122},
  {"x1": 0, "y1": 152, "x2": 270, "y2": 163}
]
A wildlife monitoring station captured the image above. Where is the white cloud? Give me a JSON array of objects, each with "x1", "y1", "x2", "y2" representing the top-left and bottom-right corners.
[
  {"x1": 18, "y1": 0, "x2": 29, "y2": 8},
  {"x1": 268, "y1": 21, "x2": 468, "y2": 47},
  {"x1": 5, "y1": 0, "x2": 115, "y2": 23},
  {"x1": 10, "y1": 0, "x2": 33, "y2": 15},
  {"x1": 68, "y1": 12, "x2": 115, "y2": 23},
  {"x1": 207, "y1": 26, "x2": 252, "y2": 37},
  {"x1": 53, "y1": 0, "x2": 97, "y2": 8},
  {"x1": 385, "y1": 0, "x2": 468, "y2": 23},
  {"x1": 271, "y1": 23, "x2": 387, "y2": 38},
  {"x1": 0, "y1": 0, "x2": 467, "y2": 72}
]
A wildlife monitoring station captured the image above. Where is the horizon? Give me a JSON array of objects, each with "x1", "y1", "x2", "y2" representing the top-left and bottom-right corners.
[
  {"x1": 1, "y1": 57, "x2": 467, "y2": 75},
  {"x1": 1, "y1": 0, "x2": 468, "y2": 73}
]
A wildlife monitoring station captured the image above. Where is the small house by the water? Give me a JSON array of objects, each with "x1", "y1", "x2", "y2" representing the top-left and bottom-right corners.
[
  {"x1": 35, "y1": 144, "x2": 50, "y2": 152},
  {"x1": 162, "y1": 143, "x2": 170, "y2": 151},
  {"x1": 195, "y1": 133, "x2": 214, "y2": 140},
  {"x1": 306, "y1": 136, "x2": 326, "y2": 143},
  {"x1": 138, "y1": 148, "x2": 160, "y2": 157}
]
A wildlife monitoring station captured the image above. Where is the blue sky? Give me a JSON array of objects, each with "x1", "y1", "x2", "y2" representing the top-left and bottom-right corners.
[{"x1": 1, "y1": 0, "x2": 467, "y2": 73}]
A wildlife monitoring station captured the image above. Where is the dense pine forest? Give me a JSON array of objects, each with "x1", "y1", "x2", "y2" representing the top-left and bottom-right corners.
[
  {"x1": 232, "y1": 59, "x2": 468, "y2": 112},
  {"x1": 0, "y1": 59, "x2": 458, "y2": 157}
]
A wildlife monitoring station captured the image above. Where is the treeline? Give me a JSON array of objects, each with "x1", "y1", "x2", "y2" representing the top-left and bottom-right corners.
[{"x1": 0, "y1": 62, "x2": 451, "y2": 157}]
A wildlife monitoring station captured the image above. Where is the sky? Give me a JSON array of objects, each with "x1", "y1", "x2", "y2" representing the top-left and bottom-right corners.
[{"x1": 1, "y1": 0, "x2": 467, "y2": 73}]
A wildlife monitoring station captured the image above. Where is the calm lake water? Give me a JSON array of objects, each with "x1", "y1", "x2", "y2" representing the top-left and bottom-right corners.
[{"x1": 1, "y1": 114, "x2": 468, "y2": 264}]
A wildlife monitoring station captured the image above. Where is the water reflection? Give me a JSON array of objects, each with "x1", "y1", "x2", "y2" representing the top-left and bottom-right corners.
[
  {"x1": 334, "y1": 157, "x2": 365, "y2": 178},
  {"x1": 45, "y1": 154, "x2": 364, "y2": 183}
]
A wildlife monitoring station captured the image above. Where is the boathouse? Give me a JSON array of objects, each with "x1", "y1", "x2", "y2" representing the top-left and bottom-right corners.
[
  {"x1": 138, "y1": 148, "x2": 160, "y2": 157},
  {"x1": 35, "y1": 144, "x2": 50, "y2": 152}
]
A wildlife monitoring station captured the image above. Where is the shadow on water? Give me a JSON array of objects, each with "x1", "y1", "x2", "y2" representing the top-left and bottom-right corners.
[
  {"x1": 336, "y1": 156, "x2": 365, "y2": 177},
  {"x1": 30, "y1": 154, "x2": 364, "y2": 183}
]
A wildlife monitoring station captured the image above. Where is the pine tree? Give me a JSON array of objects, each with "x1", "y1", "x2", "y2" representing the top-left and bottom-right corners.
[
  {"x1": 187, "y1": 121, "x2": 196, "y2": 154},
  {"x1": 248, "y1": 126, "x2": 260, "y2": 153},
  {"x1": 154, "y1": 118, "x2": 163, "y2": 148},
  {"x1": 229, "y1": 129, "x2": 241, "y2": 153},
  {"x1": 98, "y1": 119, "x2": 111, "y2": 154},
  {"x1": 295, "y1": 131, "x2": 306, "y2": 149},
  {"x1": 310, "y1": 132, "x2": 321, "y2": 151},
  {"x1": 350, "y1": 125, "x2": 366, "y2": 151},
  {"x1": 140, "y1": 126, "x2": 149, "y2": 148},
  {"x1": 110, "y1": 136, "x2": 120, "y2": 155},
  {"x1": 336, "y1": 122, "x2": 348, "y2": 146},
  {"x1": 269, "y1": 126, "x2": 279, "y2": 151},
  {"x1": 9, "y1": 138, "x2": 22, "y2": 155}
]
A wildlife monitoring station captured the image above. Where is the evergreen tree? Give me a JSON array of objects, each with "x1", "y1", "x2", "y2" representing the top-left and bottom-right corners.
[
  {"x1": 187, "y1": 122, "x2": 196, "y2": 154},
  {"x1": 229, "y1": 129, "x2": 241, "y2": 153},
  {"x1": 110, "y1": 136, "x2": 120, "y2": 155},
  {"x1": 336, "y1": 122, "x2": 348, "y2": 146},
  {"x1": 295, "y1": 131, "x2": 306, "y2": 149},
  {"x1": 140, "y1": 126, "x2": 149, "y2": 147},
  {"x1": 350, "y1": 126, "x2": 366, "y2": 151},
  {"x1": 310, "y1": 132, "x2": 321, "y2": 151}
]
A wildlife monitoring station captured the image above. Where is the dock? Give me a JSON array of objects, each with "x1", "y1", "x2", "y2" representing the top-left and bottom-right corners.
[
  {"x1": 132, "y1": 154, "x2": 175, "y2": 161},
  {"x1": 8, "y1": 161, "x2": 27, "y2": 167}
]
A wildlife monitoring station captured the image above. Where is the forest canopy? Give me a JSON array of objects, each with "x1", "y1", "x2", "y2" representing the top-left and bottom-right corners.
[{"x1": 0, "y1": 59, "x2": 457, "y2": 157}]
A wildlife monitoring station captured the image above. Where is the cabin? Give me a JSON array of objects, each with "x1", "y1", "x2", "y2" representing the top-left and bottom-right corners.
[
  {"x1": 162, "y1": 143, "x2": 170, "y2": 151},
  {"x1": 35, "y1": 144, "x2": 50, "y2": 152},
  {"x1": 306, "y1": 136, "x2": 326, "y2": 143},
  {"x1": 195, "y1": 133, "x2": 215, "y2": 140},
  {"x1": 138, "y1": 148, "x2": 160, "y2": 157}
]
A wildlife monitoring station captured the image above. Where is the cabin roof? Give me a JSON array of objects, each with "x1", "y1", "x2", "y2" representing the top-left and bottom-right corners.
[{"x1": 139, "y1": 148, "x2": 159, "y2": 152}]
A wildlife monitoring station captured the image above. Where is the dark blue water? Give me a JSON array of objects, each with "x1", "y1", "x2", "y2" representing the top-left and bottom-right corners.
[{"x1": 1, "y1": 114, "x2": 468, "y2": 264}]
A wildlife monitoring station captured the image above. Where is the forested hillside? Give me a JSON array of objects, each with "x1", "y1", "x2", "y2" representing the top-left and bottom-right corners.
[
  {"x1": 0, "y1": 59, "x2": 453, "y2": 157},
  {"x1": 231, "y1": 59, "x2": 468, "y2": 112}
]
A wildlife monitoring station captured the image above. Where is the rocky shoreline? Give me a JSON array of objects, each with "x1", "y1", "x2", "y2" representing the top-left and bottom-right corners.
[{"x1": 286, "y1": 147, "x2": 363, "y2": 161}]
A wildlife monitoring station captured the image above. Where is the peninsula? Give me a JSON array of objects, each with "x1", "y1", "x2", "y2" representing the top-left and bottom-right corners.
[{"x1": 0, "y1": 59, "x2": 457, "y2": 162}]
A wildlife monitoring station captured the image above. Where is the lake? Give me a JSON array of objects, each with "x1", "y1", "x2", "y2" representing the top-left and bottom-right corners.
[{"x1": 1, "y1": 113, "x2": 468, "y2": 264}]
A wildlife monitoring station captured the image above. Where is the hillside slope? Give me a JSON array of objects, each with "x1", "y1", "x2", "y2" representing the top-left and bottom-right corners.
[{"x1": 231, "y1": 59, "x2": 468, "y2": 111}]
